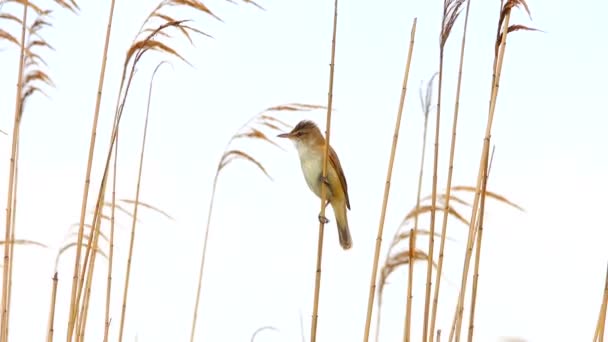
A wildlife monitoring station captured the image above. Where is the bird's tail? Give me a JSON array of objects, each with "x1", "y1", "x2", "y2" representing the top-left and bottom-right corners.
[{"x1": 332, "y1": 200, "x2": 352, "y2": 250}]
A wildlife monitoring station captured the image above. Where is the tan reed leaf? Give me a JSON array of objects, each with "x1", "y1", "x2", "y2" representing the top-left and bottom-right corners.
[
  {"x1": 126, "y1": 39, "x2": 187, "y2": 68},
  {"x1": 390, "y1": 229, "x2": 456, "y2": 249},
  {"x1": 101, "y1": 202, "x2": 135, "y2": 220},
  {"x1": 118, "y1": 199, "x2": 174, "y2": 220},
  {"x1": 66, "y1": 0, "x2": 79, "y2": 11},
  {"x1": 379, "y1": 249, "x2": 434, "y2": 296},
  {"x1": 0, "y1": 13, "x2": 23, "y2": 25},
  {"x1": 451, "y1": 185, "x2": 524, "y2": 211},
  {"x1": 219, "y1": 150, "x2": 272, "y2": 180},
  {"x1": 232, "y1": 0, "x2": 265, "y2": 11},
  {"x1": 24, "y1": 51, "x2": 47, "y2": 66},
  {"x1": 24, "y1": 70, "x2": 54, "y2": 87},
  {"x1": 403, "y1": 204, "x2": 470, "y2": 227},
  {"x1": 142, "y1": 28, "x2": 172, "y2": 39},
  {"x1": 151, "y1": 12, "x2": 194, "y2": 43},
  {"x1": 168, "y1": 0, "x2": 222, "y2": 21},
  {"x1": 234, "y1": 128, "x2": 284, "y2": 150},
  {"x1": 265, "y1": 103, "x2": 327, "y2": 112},
  {"x1": 52, "y1": 0, "x2": 79, "y2": 13},
  {"x1": 5, "y1": 0, "x2": 44, "y2": 15},
  {"x1": 27, "y1": 38, "x2": 54, "y2": 51},
  {"x1": 422, "y1": 193, "x2": 472, "y2": 207},
  {"x1": 0, "y1": 239, "x2": 47, "y2": 248},
  {"x1": 56, "y1": 242, "x2": 108, "y2": 270},
  {"x1": 67, "y1": 227, "x2": 109, "y2": 244},
  {"x1": 258, "y1": 121, "x2": 282, "y2": 131},
  {"x1": 21, "y1": 86, "x2": 49, "y2": 101},
  {"x1": 29, "y1": 16, "x2": 53, "y2": 33},
  {"x1": 507, "y1": 24, "x2": 542, "y2": 34},
  {"x1": 180, "y1": 24, "x2": 213, "y2": 39},
  {"x1": 0, "y1": 29, "x2": 19, "y2": 46},
  {"x1": 259, "y1": 115, "x2": 291, "y2": 128}
]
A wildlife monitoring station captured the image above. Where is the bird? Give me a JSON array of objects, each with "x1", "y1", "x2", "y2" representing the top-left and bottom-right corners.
[{"x1": 277, "y1": 120, "x2": 352, "y2": 250}]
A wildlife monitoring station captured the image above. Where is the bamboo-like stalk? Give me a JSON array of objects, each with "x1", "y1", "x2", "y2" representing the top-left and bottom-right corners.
[
  {"x1": 466, "y1": 146, "x2": 495, "y2": 341},
  {"x1": 310, "y1": 1, "x2": 339, "y2": 340},
  {"x1": 429, "y1": 0, "x2": 473, "y2": 340},
  {"x1": 5, "y1": 139, "x2": 20, "y2": 341},
  {"x1": 70, "y1": 18, "x2": 192, "y2": 341},
  {"x1": 404, "y1": 226, "x2": 416, "y2": 342},
  {"x1": 394, "y1": 19, "x2": 420, "y2": 342},
  {"x1": 46, "y1": 272, "x2": 59, "y2": 342},
  {"x1": 362, "y1": 17, "x2": 418, "y2": 342},
  {"x1": 450, "y1": 3, "x2": 516, "y2": 341},
  {"x1": 103, "y1": 131, "x2": 119, "y2": 342},
  {"x1": 424, "y1": 1, "x2": 466, "y2": 339},
  {"x1": 594, "y1": 264, "x2": 608, "y2": 342},
  {"x1": 1, "y1": 2, "x2": 29, "y2": 339},
  {"x1": 118, "y1": 62, "x2": 163, "y2": 342},
  {"x1": 67, "y1": 0, "x2": 117, "y2": 339},
  {"x1": 71, "y1": 177, "x2": 111, "y2": 341},
  {"x1": 76, "y1": 195, "x2": 106, "y2": 340}
]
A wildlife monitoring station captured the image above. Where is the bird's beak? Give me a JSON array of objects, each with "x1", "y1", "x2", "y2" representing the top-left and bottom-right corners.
[{"x1": 277, "y1": 132, "x2": 291, "y2": 139}]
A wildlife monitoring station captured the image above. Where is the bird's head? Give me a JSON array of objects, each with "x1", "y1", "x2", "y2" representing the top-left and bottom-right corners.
[{"x1": 277, "y1": 120, "x2": 323, "y2": 147}]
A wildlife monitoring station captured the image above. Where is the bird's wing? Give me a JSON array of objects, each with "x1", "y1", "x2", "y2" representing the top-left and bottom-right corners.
[{"x1": 328, "y1": 145, "x2": 350, "y2": 210}]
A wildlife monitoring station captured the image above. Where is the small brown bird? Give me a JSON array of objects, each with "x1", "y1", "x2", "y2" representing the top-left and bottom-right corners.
[{"x1": 277, "y1": 120, "x2": 352, "y2": 250}]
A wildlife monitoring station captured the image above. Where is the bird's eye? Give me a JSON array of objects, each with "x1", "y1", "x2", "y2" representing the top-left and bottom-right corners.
[{"x1": 296, "y1": 132, "x2": 303, "y2": 137}]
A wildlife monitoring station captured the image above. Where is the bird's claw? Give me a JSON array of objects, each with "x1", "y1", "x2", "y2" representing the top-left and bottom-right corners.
[{"x1": 318, "y1": 214, "x2": 330, "y2": 224}]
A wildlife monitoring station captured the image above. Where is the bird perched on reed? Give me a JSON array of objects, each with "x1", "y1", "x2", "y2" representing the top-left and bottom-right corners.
[{"x1": 277, "y1": 120, "x2": 352, "y2": 250}]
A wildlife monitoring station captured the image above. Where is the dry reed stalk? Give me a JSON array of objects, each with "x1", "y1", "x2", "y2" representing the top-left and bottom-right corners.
[
  {"x1": 309, "y1": 1, "x2": 339, "y2": 340},
  {"x1": 466, "y1": 146, "x2": 495, "y2": 342},
  {"x1": 67, "y1": 0, "x2": 117, "y2": 338},
  {"x1": 449, "y1": 1, "x2": 534, "y2": 340},
  {"x1": 73, "y1": 179, "x2": 110, "y2": 341},
  {"x1": 404, "y1": 227, "x2": 416, "y2": 341},
  {"x1": 5, "y1": 140, "x2": 19, "y2": 341},
  {"x1": 117, "y1": 61, "x2": 165, "y2": 342},
  {"x1": 4, "y1": 8, "x2": 60, "y2": 336},
  {"x1": 46, "y1": 272, "x2": 59, "y2": 342},
  {"x1": 423, "y1": 1, "x2": 465, "y2": 340},
  {"x1": 594, "y1": 264, "x2": 608, "y2": 342},
  {"x1": 361, "y1": 18, "x2": 418, "y2": 342},
  {"x1": 429, "y1": 0, "x2": 473, "y2": 339},
  {"x1": 69, "y1": 3, "x2": 214, "y2": 339},
  {"x1": 1, "y1": 2, "x2": 28, "y2": 339},
  {"x1": 189, "y1": 103, "x2": 324, "y2": 342},
  {"x1": 76, "y1": 193, "x2": 107, "y2": 340},
  {"x1": 103, "y1": 131, "x2": 119, "y2": 342}
]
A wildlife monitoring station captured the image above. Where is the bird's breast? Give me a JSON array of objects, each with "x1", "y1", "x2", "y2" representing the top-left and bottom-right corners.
[{"x1": 296, "y1": 145, "x2": 325, "y2": 198}]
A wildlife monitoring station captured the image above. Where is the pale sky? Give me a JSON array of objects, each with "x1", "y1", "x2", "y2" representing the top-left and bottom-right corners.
[{"x1": 0, "y1": 0, "x2": 607, "y2": 341}]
